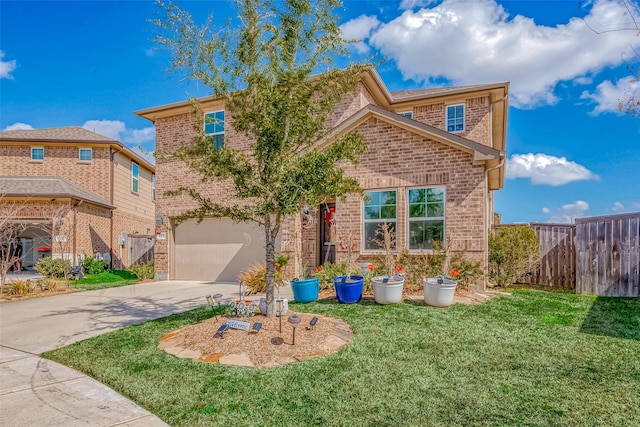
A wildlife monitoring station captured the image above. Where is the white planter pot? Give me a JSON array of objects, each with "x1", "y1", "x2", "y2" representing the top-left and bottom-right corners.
[
  {"x1": 372, "y1": 276, "x2": 405, "y2": 304},
  {"x1": 423, "y1": 278, "x2": 457, "y2": 307}
]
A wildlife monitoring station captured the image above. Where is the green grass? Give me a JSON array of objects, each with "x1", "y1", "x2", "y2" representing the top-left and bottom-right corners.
[
  {"x1": 43, "y1": 290, "x2": 640, "y2": 426},
  {"x1": 69, "y1": 270, "x2": 139, "y2": 290}
]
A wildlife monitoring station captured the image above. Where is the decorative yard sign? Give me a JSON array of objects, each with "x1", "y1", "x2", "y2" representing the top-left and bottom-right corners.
[{"x1": 226, "y1": 319, "x2": 251, "y2": 331}]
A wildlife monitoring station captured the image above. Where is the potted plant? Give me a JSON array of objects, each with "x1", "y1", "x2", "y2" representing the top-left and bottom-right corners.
[
  {"x1": 370, "y1": 222, "x2": 405, "y2": 304},
  {"x1": 423, "y1": 269, "x2": 459, "y2": 307},
  {"x1": 332, "y1": 230, "x2": 364, "y2": 304},
  {"x1": 290, "y1": 262, "x2": 320, "y2": 303}
]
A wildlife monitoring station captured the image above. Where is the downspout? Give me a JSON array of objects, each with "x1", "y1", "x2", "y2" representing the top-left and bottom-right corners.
[
  {"x1": 110, "y1": 145, "x2": 125, "y2": 267},
  {"x1": 484, "y1": 157, "x2": 505, "y2": 289},
  {"x1": 73, "y1": 201, "x2": 82, "y2": 264}
]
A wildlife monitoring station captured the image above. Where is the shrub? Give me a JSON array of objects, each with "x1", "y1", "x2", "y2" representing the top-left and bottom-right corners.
[
  {"x1": 238, "y1": 263, "x2": 283, "y2": 295},
  {"x1": 448, "y1": 252, "x2": 483, "y2": 290},
  {"x1": 489, "y1": 225, "x2": 540, "y2": 288},
  {"x1": 8, "y1": 279, "x2": 32, "y2": 295},
  {"x1": 82, "y1": 255, "x2": 108, "y2": 275},
  {"x1": 398, "y1": 248, "x2": 447, "y2": 291},
  {"x1": 313, "y1": 262, "x2": 362, "y2": 290},
  {"x1": 35, "y1": 257, "x2": 71, "y2": 279},
  {"x1": 128, "y1": 260, "x2": 154, "y2": 280}
]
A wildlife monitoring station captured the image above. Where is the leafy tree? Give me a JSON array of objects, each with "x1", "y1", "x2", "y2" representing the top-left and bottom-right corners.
[
  {"x1": 153, "y1": 0, "x2": 369, "y2": 316},
  {"x1": 488, "y1": 225, "x2": 540, "y2": 288},
  {"x1": 585, "y1": 0, "x2": 640, "y2": 117}
]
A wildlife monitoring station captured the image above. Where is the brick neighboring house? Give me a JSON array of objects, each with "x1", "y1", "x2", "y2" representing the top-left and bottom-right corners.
[
  {"x1": 137, "y1": 68, "x2": 508, "y2": 286},
  {"x1": 0, "y1": 127, "x2": 156, "y2": 269}
]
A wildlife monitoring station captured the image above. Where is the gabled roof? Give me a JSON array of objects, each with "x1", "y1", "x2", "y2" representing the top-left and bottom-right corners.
[
  {"x1": 322, "y1": 103, "x2": 504, "y2": 162},
  {"x1": 0, "y1": 126, "x2": 155, "y2": 171},
  {"x1": 390, "y1": 83, "x2": 510, "y2": 102},
  {"x1": 0, "y1": 176, "x2": 114, "y2": 209},
  {"x1": 0, "y1": 126, "x2": 118, "y2": 143}
]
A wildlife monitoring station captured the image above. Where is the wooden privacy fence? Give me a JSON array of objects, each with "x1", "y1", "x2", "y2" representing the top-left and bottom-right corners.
[
  {"x1": 575, "y1": 212, "x2": 640, "y2": 297},
  {"x1": 524, "y1": 223, "x2": 576, "y2": 288},
  {"x1": 498, "y1": 212, "x2": 640, "y2": 296},
  {"x1": 129, "y1": 234, "x2": 154, "y2": 266}
]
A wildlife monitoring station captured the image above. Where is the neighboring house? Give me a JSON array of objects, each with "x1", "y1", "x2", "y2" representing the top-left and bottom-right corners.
[
  {"x1": 0, "y1": 127, "x2": 156, "y2": 268},
  {"x1": 136, "y1": 68, "x2": 508, "y2": 286}
]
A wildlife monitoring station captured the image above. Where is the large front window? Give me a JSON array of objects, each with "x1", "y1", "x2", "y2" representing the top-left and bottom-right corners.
[
  {"x1": 205, "y1": 110, "x2": 225, "y2": 150},
  {"x1": 363, "y1": 190, "x2": 397, "y2": 251},
  {"x1": 407, "y1": 187, "x2": 445, "y2": 250}
]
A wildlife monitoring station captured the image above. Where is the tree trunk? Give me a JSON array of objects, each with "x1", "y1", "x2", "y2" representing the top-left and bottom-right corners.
[{"x1": 264, "y1": 215, "x2": 276, "y2": 317}]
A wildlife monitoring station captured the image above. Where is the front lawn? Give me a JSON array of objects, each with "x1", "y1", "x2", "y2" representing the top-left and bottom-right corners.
[
  {"x1": 69, "y1": 270, "x2": 139, "y2": 291},
  {"x1": 43, "y1": 290, "x2": 640, "y2": 426}
]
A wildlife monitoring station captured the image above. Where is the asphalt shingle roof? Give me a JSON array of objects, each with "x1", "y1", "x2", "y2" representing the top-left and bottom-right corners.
[
  {"x1": 0, "y1": 176, "x2": 114, "y2": 209},
  {"x1": 0, "y1": 126, "x2": 117, "y2": 143}
]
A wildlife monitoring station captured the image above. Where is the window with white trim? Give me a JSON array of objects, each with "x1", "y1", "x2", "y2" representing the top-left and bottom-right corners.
[
  {"x1": 31, "y1": 147, "x2": 44, "y2": 161},
  {"x1": 131, "y1": 161, "x2": 139, "y2": 194},
  {"x1": 446, "y1": 104, "x2": 464, "y2": 132},
  {"x1": 407, "y1": 187, "x2": 445, "y2": 250},
  {"x1": 152, "y1": 173, "x2": 156, "y2": 201},
  {"x1": 363, "y1": 190, "x2": 397, "y2": 251},
  {"x1": 204, "y1": 110, "x2": 225, "y2": 150},
  {"x1": 78, "y1": 148, "x2": 92, "y2": 162}
]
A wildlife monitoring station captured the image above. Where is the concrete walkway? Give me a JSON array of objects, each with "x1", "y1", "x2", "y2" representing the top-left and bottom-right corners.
[{"x1": 0, "y1": 280, "x2": 292, "y2": 426}]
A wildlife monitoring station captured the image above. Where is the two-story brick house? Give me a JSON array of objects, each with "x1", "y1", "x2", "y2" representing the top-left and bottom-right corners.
[
  {"x1": 137, "y1": 68, "x2": 508, "y2": 286},
  {"x1": 0, "y1": 127, "x2": 156, "y2": 268}
]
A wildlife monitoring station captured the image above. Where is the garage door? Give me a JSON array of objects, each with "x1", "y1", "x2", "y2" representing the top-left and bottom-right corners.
[{"x1": 174, "y1": 218, "x2": 265, "y2": 282}]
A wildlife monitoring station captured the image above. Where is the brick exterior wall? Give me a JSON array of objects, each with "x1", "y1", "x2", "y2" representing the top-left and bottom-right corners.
[
  {"x1": 1, "y1": 142, "x2": 156, "y2": 269},
  {"x1": 413, "y1": 96, "x2": 491, "y2": 146},
  {"x1": 3, "y1": 200, "x2": 112, "y2": 265},
  {"x1": 0, "y1": 144, "x2": 111, "y2": 200},
  {"x1": 333, "y1": 117, "x2": 488, "y2": 270},
  {"x1": 152, "y1": 85, "x2": 495, "y2": 283}
]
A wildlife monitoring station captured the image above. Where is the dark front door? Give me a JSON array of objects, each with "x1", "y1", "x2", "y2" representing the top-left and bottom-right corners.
[{"x1": 319, "y1": 203, "x2": 336, "y2": 265}]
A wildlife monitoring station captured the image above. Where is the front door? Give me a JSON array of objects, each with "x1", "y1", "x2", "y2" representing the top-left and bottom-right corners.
[{"x1": 319, "y1": 203, "x2": 336, "y2": 265}]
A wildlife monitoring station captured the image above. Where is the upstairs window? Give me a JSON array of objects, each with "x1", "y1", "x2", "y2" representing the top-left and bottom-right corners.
[
  {"x1": 131, "y1": 161, "x2": 139, "y2": 194},
  {"x1": 446, "y1": 104, "x2": 465, "y2": 132},
  {"x1": 204, "y1": 110, "x2": 225, "y2": 150},
  {"x1": 363, "y1": 190, "x2": 397, "y2": 251},
  {"x1": 407, "y1": 187, "x2": 445, "y2": 250},
  {"x1": 78, "y1": 148, "x2": 92, "y2": 162},
  {"x1": 31, "y1": 147, "x2": 44, "y2": 161},
  {"x1": 152, "y1": 174, "x2": 156, "y2": 201}
]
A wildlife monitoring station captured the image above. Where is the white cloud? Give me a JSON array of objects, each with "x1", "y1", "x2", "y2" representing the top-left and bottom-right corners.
[
  {"x1": 542, "y1": 200, "x2": 590, "y2": 223},
  {"x1": 340, "y1": 15, "x2": 381, "y2": 54},
  {"x1": 399, "y1": 0, "x2": 438, "y2": 10},
  {"x1": 3, "y1": 122, "x2": 34, "y2": 131},
  {"x1": 347, "y1": 0, "x2": 640, "y2": 108},
  {"x1": 506, "y1": 153, "x2": 599, "y2": 186},
  {"x1": 581, "y1": 77, "x2": 640, "y2": 114},
  {"x1": 0, "y1": 51, "x2": 16, "y2": 80},
  {"x1": 574, "y1": 76, "x2": 594, "y2": 85},
  {"x1": 81, "y1": 120, "x2": 155, "y2": 144},
  {"x1": 612, "y1": 201, "x2": 625, "y2": 212},
  {"x1": 124, "y1": 127, "x2": 156, "y2": 144}
]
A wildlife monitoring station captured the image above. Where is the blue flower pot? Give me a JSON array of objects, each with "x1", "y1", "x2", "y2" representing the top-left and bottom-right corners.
[
  {"x1": 333, "y1": 275, "x2": 364, "y2": 304},
  {"x1": 291, "y1": 277, "x2": 319, "y2": 303}
]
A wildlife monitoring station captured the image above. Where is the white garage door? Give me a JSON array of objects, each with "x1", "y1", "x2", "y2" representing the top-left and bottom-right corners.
[{"x1": 174, "y1": 218, "x2": 265, "y2": 282}]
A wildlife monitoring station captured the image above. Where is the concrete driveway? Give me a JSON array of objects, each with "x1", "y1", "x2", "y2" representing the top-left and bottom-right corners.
[{"x1": 0, "y1": 280, "x2": 286, "y2": 426}]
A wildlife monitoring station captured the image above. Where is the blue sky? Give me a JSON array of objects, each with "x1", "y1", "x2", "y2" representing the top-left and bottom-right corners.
[{"x1": 1, "y1": 0, "x2": 639, "y2": 224}]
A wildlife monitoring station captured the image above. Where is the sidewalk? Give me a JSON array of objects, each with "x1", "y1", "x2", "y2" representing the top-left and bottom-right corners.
[{"x1": 0, "y1": 280, "x2": 293, "y2": 426}]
